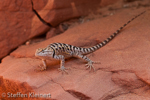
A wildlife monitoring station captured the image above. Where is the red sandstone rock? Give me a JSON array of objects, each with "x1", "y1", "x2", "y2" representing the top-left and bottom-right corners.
[
  {"x1": 32, "y1": 0, "x2": 119, "y2": 26},
  {"x1": 1, "y1": 8, "x2": 150, "y2": 99},
  {"x1": 0, "y1": 0, "x2": 150, "y2": 99},
  {"x1": 0, "y1": 76, "x2": 47, "y2": 100},
  {"x1": 0, "y1": 0, "x2": 118, "y2": 59},
  {"x1": 46, "y1": 27, "x2": 62, "y2": 39},
  {"x1": 0, "y1": 0, "x2": 49, "y2": 59},
  {"x1": 111, "y1": 94, "x2": 150, "y2": 100}
]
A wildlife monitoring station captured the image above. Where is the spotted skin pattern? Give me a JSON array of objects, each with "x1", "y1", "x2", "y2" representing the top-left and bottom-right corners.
[{"x1": 35, "y1": 11, "x2": 145, "y2": 72}]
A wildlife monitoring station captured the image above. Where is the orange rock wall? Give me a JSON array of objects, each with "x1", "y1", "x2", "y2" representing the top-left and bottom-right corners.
[
  {"x1": 0, "y1": 0, "x2": 118, "y2": 59},
  {"x1": 0, "y1": 0, "x2": 150, "y2": 100}
]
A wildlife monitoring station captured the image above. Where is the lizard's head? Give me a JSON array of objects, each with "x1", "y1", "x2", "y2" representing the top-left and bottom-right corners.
[{"x1": 35, "y1": 47, "x2": 54, "y2": 59}]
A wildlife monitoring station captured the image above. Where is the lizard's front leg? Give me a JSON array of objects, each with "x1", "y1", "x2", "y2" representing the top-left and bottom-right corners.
[
  {"x1": 38, "y1": 59, "x2": 47, "y2": 71},
  {"x1": 54, "y1": 55, "x2": 69, "y2": 73}
]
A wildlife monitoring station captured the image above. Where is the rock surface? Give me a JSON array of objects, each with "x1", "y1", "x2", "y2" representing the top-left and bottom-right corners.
[
  {"x1": 0, "y1": 76, "x2": 47, "y2": 100},
  {"x1": 0, "y1": 0, "x2": 116, "y2": 59},
  {"x1": 0, "y1": 0, "x2": 150, "y2": 100}
]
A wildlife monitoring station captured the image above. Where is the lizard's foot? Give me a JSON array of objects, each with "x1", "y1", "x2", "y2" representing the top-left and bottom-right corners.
[
  {"x1": 36, "y1": 65, "x2": 46, "y2": 71},
  {"x1": 85, "y1": 61, "x2": 95, "y2": 71},
  {"x1": 58, "y1": 66, "x2": 70, "y2": 74}
]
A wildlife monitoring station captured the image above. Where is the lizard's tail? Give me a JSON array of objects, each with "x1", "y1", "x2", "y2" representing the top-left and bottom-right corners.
[{"x1": 83, "y1": 11, "x2": 146, "y2": 54}]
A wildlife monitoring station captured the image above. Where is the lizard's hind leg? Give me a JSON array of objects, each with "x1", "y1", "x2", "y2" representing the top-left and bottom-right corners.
[{"x1": 77, "y1": 54, "x2": 100, "y2": 71}]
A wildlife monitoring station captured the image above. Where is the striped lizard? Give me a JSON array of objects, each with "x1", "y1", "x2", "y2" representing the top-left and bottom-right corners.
[{"x1": 35, "y1": 11, "x2": 145, "y2": 72}]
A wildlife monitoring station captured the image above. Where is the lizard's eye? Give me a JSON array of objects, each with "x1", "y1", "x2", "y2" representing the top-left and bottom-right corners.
[
  {"x1": 38, "y1": 48, "x2": 42, "y2": 52},
  {"x1": 37, "y1": 48, "x2": 45, "y2": 53}
]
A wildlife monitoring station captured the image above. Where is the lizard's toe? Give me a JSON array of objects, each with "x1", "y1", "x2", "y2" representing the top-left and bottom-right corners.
[
  {"x1": 36, "y1": 65, "x2": 46, "y2": 71},
  {"x1": 85, "y1": 61, "x2": 95, "y2": 71},
  {"x1": 58, "y1": 66, "x2": 70, "y2": 74}
]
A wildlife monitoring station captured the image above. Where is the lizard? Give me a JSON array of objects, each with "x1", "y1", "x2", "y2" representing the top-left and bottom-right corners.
[{"x1": 35, "y1": 11, "x2": 145, "y2": 72}]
